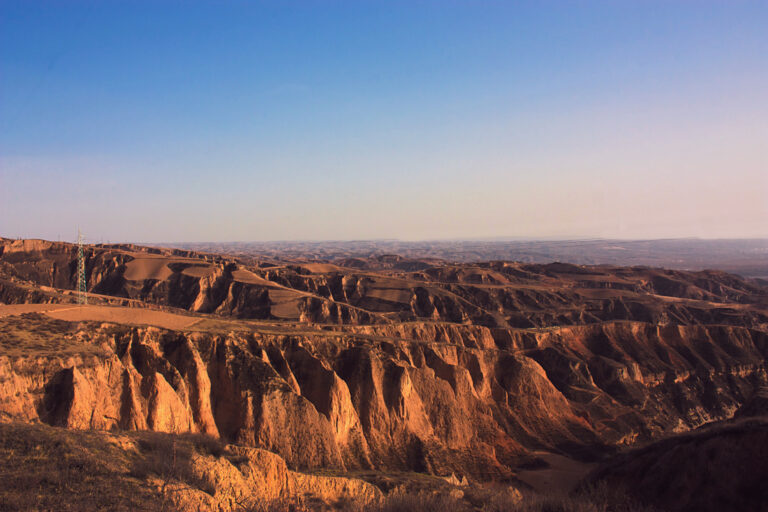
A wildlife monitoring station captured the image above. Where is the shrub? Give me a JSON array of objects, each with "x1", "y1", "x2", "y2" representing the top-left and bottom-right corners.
[
  {"x1": 130, "y1": 431, "x2": 221, "y2": 497},
  {"x1": 183, "y1": 432, "x2": 227, "y2": 457},
  {"x1": 371, "y1": 491, "x2": 470, "y2": 512}
]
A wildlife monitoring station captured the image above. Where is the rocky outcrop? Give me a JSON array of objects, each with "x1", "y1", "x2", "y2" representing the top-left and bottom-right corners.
[
  {"x1": 2, "y1": 238, "x2": 768, "y2": 486},
  {"x1": 2, "y1": 313, "x2": 767, "y2": 480},
  {"x1": 4, "y1": 238, "x2": 768, "y2": 327},
  {"x1": 169, "y1": 443, "x2": 382, "y2": 511}
]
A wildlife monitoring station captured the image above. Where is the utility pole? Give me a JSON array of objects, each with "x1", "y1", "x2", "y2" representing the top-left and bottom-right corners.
[{"x1": 77, "y1": 229, "x2": 87, "y2": 305}]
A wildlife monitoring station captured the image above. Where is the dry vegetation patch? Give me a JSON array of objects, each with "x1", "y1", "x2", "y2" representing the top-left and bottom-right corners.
[
  {"x1": 0, "y1": 422, "x2": 155, "y2": 511},
  {"x1": 0, "y1": 313, "x2": 106, "y2": 358},
  {"x1": 0, "y1": 423, "x2": 233, "y2": 512},
  {"x1": 0, "y1": 422, "x2": 657, "y2": 512}
]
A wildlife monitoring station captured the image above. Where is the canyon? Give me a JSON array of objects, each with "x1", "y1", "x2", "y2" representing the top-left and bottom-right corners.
[{"x1": 1, "y1": 237, "x2": 768, "y2": 510}]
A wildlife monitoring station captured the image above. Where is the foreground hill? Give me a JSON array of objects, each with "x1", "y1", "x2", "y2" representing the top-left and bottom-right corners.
[
  {"x1": 583, "y1": 414, "x2": 768, "y2": 512},
  {"x1": 0, "y1": 421, "x2": 382, "y2": 512},
  {"x1": 1, "y1": 237, "x2": 768, "y2": 509}
]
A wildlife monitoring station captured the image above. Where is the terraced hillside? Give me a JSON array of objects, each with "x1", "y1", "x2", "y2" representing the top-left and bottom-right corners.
[{"x1": 1, "y1": 237, "x2": 768, "y2": 509}]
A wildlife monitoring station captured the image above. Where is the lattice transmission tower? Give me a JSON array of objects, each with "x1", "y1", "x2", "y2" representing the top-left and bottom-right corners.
[{"x1": 77, "y1": 229, "x2": 87, "y2": 305}]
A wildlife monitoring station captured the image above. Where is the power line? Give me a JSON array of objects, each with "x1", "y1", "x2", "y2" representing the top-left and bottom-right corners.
[{"x1": 77, "y1": 228, "x2": 87, "y2": 305}]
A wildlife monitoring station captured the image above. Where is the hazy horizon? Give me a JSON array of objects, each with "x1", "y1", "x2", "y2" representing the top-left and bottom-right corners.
[
  {"x1": 2, "y1": 1, "x2": 767, "y2": 242},
  {"x1": 7, "y1": 234, "x2": 768, "y2": 248}
]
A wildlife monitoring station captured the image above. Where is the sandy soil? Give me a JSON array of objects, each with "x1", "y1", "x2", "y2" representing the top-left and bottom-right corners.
[
  {"x1": 43, "y1": 305, "x2": 200, "y2": 330},
  {"x1": 299, "y1": 263, "x2": 343, "y2": 274},
  {"x1": 123, "y1": 257, "x2": 174, "y2": 281},
  {"x1": 181, "y1": 265, "x2": 214, "y2": 278},
  {"x1": 268, "y1": 289, "x2": 305, "y2": 319},
  {"x1": 0, "y1": 304, "x2": 73, "y2": 317},
  {"x1": 231, "y1": 269, "x2": 271, "y2": 285},
  {"x1": 270, "y1": 300, "x2": 303, "y2": 319},
  {"x1": 366, "y1": 288, "x2": 412, "y2": 303}
]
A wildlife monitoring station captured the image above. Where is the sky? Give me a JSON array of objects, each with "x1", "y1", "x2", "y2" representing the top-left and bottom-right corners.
[{"x1": 1, "y1": 1, "x2": 766, "y2": 243}]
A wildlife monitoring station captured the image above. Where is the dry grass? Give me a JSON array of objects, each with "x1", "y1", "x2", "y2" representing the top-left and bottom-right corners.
[
  {"x1": 0, "y1": 313, "x2": 107, "y2": 358},
  {"x1": 236, "y1": 483, "x2": 657, "y2": 512},
  {"x1": 495, "y1": 484, "x2": 660, "y2": 512},
  {"x1": 0, "y1": 422, "x2": 656, "y2": 512},
  {"x1": 371, "y1": 492, "x2": 470, "y2": 512},
  {"x1": 129, "y1": 431, "x2": 228, "y2": 497},
  {"x1": 0, "y1": 423, "x2": 232, "y2": 512},
  {"x1": 0, "y1": 422, "x2": 156, "y2": 511},
  {"x1": 235, "y1": 493, "x2": 468, "y2": 512}
]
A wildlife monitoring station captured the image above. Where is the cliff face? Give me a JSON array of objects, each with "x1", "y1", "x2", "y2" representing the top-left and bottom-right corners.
[
  {"x1": 3, "y1": 238, "x2": 768, "y2": 327},
  {"x1": 1, "y1": 238, "x2": 768, "y2": 482},
  {"x1": 0, "y1": 316, "x2": 563, "y2": 477},
  {"x1": 2, "y1": 312, "x2": 766, "y2": 479}
]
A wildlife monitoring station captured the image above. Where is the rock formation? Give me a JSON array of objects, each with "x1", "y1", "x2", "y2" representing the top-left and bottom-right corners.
[{"x1": 1, "y1": 237, "x2": 767, "y2": 492}]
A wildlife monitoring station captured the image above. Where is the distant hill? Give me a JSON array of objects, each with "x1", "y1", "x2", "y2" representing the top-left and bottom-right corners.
[
  {"x1": 164, "y1": 238, "x2": 768, "y2": 279},
  {"x1": 2, "y1": 236, "x2": 768, "y2": 510}
]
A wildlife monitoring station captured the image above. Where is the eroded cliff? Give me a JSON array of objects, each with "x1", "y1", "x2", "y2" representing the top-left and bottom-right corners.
[
  {"x1": 1, "y1": 238, "x2": 768, "y2": 489},
  {"x1": 2, "y1": 311, "x2": 766, "y2": 481}
]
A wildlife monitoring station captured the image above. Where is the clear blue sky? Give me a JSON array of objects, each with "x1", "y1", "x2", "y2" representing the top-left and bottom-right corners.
[{"x1": 1, "y1": 1, "x2": 766, "y2": 242}]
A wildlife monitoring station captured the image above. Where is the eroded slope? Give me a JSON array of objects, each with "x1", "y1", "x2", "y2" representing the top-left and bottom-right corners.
[{"x1": 1, "y1": 238, "x2": 768, "y2": 486}]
